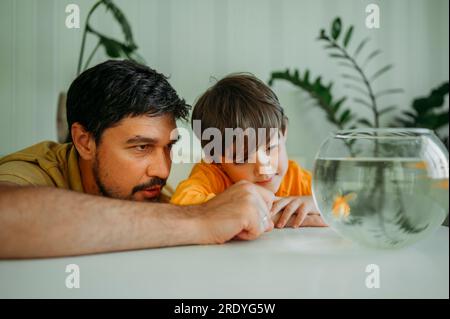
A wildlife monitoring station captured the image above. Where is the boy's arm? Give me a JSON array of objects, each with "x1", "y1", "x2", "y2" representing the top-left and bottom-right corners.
[
  {"x1": 0, "y1": 181, "x2": 274, "y2": 259},
  {"x1": 171, "y1": 181, "x2": 217, "y2": 206},
  {"x1": 171, "y1": 166, "x2": 224, "y2": 206}
]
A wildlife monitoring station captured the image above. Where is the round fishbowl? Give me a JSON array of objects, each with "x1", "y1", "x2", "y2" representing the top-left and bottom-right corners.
[{"x1": 312, "y1": 128, "x2": 449, "y2": 249}]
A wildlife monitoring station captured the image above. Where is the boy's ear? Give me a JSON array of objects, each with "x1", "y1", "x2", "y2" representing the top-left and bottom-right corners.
[{"x1": 71, "y1": 122, "x2": 97, "y2": 161}]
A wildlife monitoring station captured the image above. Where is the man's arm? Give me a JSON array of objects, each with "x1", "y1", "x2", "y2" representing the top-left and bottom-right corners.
[{"x1": 0, "y1": 181, "x2": 274, "y2": 259}]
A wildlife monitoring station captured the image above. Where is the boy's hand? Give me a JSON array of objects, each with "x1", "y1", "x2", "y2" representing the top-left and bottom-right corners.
[{"x1": 270, "y1": 195, "x2": 327, "y2": 228}]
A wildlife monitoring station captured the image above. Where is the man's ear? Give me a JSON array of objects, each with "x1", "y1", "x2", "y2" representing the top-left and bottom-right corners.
[{"x1": 71, "y1": 123, "x2": 96, "y2": 161}]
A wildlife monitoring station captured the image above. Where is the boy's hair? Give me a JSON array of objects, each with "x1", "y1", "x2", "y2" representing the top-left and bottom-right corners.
[
  {"x1": 66, "y1": 59, "x2": 190, "y2": 143},
  {"x1": 192, "y1": 73, "x2": 288, "y2": 160}
]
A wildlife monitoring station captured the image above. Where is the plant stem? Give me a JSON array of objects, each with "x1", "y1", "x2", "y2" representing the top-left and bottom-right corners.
[
  {"x1": 76, "y1": 0, "x2": 104, "y2": 75},
  {"x1": 329, "y1": 40, "x2": 380, "y2": 128},
  {"x1": 83, "y1": 40, "x2": 101, "y2": 71}
]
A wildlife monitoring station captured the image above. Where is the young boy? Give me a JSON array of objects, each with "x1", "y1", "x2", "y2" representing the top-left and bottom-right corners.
[{"x1": 171, "y1": 74, "x2": 326, "y2": 228}]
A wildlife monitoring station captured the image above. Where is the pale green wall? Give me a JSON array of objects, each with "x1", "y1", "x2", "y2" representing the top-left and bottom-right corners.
[{"x1": 0, "y1": 0, "x2": 448, "y2": 170}]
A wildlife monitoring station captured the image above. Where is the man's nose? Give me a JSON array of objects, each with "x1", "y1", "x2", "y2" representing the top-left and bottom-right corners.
[{"x1": 147, "y1": 150, "x2": 171, "y2": 179}]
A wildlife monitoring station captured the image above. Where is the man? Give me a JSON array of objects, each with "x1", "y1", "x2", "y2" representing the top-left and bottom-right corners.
[{"x1": 0, "y1": 60, "x2": 276, "y2": 259}]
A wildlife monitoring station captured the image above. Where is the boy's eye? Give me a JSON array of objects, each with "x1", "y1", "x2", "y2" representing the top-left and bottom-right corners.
[{"x1": 266, "y1": 144, "x2": 278, "y2": 152}]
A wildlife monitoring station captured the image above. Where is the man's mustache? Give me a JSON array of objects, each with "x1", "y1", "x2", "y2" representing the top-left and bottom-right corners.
[{"x1": 132, "y1": 178, "x2": 166, "y2": 194}]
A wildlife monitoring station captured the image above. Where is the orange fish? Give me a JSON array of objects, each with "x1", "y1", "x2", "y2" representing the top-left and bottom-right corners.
[
  {"x1": 406, "y1": 161, "x2": 428, "y2": 170},
  {"x1": 332, "y1": 192, "x2": 357, "y2": 218},
  {"x1": 431, "y1": 179, "x2": 449, "y2": 190}
]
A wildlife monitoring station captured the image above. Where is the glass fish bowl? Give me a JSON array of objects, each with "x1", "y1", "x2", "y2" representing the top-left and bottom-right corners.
[{"x1": 312, "y1": 128, "x2": 449, "y2": 249}]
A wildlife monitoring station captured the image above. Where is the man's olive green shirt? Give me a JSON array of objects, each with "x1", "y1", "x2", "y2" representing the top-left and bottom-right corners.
[{"x1": 0, "y1": 141, "x2": 84, "y2": 191}]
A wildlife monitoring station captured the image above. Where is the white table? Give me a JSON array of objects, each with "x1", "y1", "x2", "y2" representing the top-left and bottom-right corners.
[{"x1": 0, "y1": 227, "x2": 448, "y2": 299}]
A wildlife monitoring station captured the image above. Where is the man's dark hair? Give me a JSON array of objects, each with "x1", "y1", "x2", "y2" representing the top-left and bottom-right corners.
[{"x1": 66, "y1": 59, "x2": 190, "y2": 143}]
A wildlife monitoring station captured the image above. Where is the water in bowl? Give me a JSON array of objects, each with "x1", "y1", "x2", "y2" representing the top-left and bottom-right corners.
[{"x1": 313, "y1": 157, "x2": 449, "y2": 249}]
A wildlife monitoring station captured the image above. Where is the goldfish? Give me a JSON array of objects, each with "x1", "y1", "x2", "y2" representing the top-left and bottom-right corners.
[
  {"x1": 332, "y1": 192, "x2": 357, "y2": 218},
  {"x1": 405, "y1": 161, "x2": 428, "y2": 170},
  {"x1": 431, "y1": 179, "x2": 449, "y2": 190}
]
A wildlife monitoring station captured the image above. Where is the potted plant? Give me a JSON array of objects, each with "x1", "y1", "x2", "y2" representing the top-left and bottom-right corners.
[
  {"x1": 268, "y1": 17, "x2": 449, "y2": 147},
  {"x1": 57, "y1": 0, "x2": 145, "y2": 143}
]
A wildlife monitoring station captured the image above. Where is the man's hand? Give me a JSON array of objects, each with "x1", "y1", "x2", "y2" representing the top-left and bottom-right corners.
[
  {"x1": 270, "y1": 195, "x2": 327, "y2": 228},
  {"x1": 195, "y1": 181, "x2": 275, "y2": 244}
]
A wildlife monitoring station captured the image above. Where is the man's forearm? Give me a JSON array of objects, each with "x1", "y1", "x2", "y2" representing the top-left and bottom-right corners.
[{"x1": 0, "y1": 185, "x2": 201, "y2": 259}]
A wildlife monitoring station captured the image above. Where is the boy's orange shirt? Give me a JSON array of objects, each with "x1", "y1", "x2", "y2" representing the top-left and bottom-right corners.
[{"x1": 170, "y1": 160, "x2": 312, "y2": 206}]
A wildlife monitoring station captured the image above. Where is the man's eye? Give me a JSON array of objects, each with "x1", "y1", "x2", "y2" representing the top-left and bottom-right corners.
[{"x1": 135, "y1": 145, "x2": 150, "y2": 152}]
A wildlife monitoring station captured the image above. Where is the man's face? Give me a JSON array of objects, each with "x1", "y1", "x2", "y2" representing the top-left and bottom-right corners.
[
  {"x1": 92, "y1": 114, "x2": 178, "y2": 201},
  {"x1": 219, "y1": 131, "x2": 289, "y2": 194}
]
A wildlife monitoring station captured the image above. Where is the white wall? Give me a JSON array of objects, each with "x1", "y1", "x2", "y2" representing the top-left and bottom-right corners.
[{"x1": 0, "y1": 0, "x2": 448, "y2": 171}]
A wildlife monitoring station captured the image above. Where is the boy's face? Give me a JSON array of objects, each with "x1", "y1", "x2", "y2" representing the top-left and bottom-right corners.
[{"x1": 219, "y1": 130, "x2": 289, "y2": 194}]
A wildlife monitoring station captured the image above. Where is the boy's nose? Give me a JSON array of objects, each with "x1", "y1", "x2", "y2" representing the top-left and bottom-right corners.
[{"x1": 255, "y1": 149, "x2": 275, "y2": 176}]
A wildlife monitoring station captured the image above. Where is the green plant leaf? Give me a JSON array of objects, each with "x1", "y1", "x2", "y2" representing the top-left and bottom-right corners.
[
  {"x1": 333, "y1": 97, "x2": 347, "y2": 112},
  {"x1": 99, "y1": 36, "x2": 123, "y2": 57},
  {"x1": 324, "y1": 43, "x2": 339, "y2": 50},
  {"x1": 434, "y1": 112, "x2": 450, "y2": 128},
  {"x1": 370, "y1": 64, "x2": 393, "y2": 82},
  {"x1": 313, "y1": 76, "x2": 323, "y2": 88},
  {"x1": 331, "y1": 17, "x2": 342, "y2": 40},
  {"x1": 394, "y1": 117, "x2": 414, "y2": 127},
  {"x1": 102, "y1": 0, "x2": 136, "y2": 47},
  {"x1": 329, "y1": 53, "x2": 347, "y2": 59},
  {"x1": 391, "y1": 83, "x2": 449, "y2": 139},
  {"x1": 412, "y1": 82, "x2": 449, "y2": 113},
  {"x1": 344, "y1": 83, "x2": 369, "y2": 98},
  {"x1": 375, "y1": 88, "x2": 404, "y2": 98},
  {"x1": 362, "y1": 49, "x2": 382, "y2": 68},
  {"x1": 341, "y1": 73, "x2": 362, "y2": 83},
  {"x1": 322, "y1": 92, "x2": 333, "y2": 106},
  {"x1": 79, "y1": 0, "x2": 146, "y2": 72},
  {"x1": 339, "y1": 109, "x2": 352, "y2": 124},
  {"x1": 338, "y1": 61, "x2": 355, "y2": 69},
  {"x1": 128, "y1": 51, "x2": 146, "y2": 64},
  {"x1": 402, "y1": 111, "x2": 417, "y2": 119},
  {"x1": 416, "y1": 112, "x2": 449, "y2": 129},
  {"x1": 378, "y1": 105, "x2": 397, "y2": 116},
  {"x1": 343, "y1": 25, "x2": 354, "y2": 48},
  {"x1": 354, "y1": 37, "x2": 370, "y2": 58},
  {"x1": 357, "y1": 118, "x2": 373, "y2": 127},
  {"x1": 268, "y1": 68, "x2": 350, "y2": 131},
  {"x1": 353, "y1": 97, "x2": 373, "y2": 109},
  {"x1": 303, "y1": 70, "x2": 310, "y2": 83},
  {"x1": 318, "y1": 29, "x2": 327, "y2": 40}
]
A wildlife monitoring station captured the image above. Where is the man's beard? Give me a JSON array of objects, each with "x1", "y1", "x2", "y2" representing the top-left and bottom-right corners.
[{"x1": 93, "y1": 156, "x2": 166, "y2": 202}]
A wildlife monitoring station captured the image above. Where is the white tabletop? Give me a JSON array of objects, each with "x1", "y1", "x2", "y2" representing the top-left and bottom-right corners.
[{"x1": 0, "y1": 227, "x2": 448, "y2": 299}]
